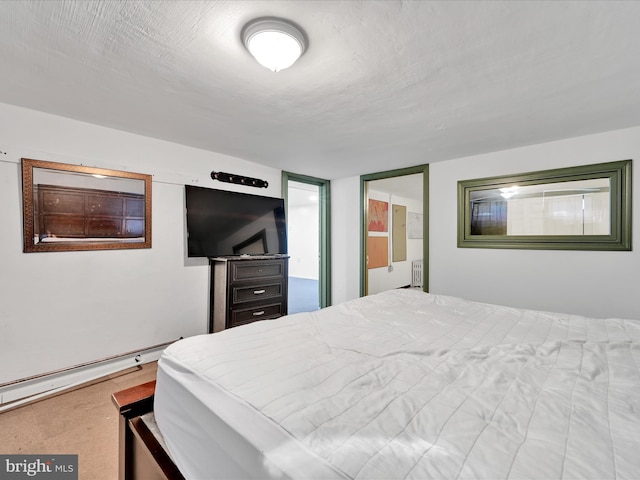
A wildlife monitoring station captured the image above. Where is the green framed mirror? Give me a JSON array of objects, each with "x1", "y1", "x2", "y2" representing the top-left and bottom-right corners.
[{"x1": 458, "y1": 160, "x2": 632, "y2": 250}]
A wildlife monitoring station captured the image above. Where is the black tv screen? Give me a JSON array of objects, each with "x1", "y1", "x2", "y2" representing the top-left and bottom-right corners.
[{"x1": 185, "y1": 185, "x2": 287, "y2": 258}]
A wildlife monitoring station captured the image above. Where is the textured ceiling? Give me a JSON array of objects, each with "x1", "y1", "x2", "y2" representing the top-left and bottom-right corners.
[{"x1": 1, "y1": 1, "x2": 639, "y2": 180}]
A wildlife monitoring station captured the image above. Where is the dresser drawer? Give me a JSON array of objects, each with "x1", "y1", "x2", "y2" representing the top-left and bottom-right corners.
[
  {"x1": 230, "y1": 302, "x2": 284, "y2": 327},
  {"x1": 41, "y1": 215, "x2": 85, "y2": 237},
  {"x1": 232, "y1": 282, "x2": 284, "y2": 304},
  {"x1": 211, "y1": 257, "x2": 289, "y2": 333},
  {"x1": 231, "y1": 261, "x2": 285, "y2": 281}
]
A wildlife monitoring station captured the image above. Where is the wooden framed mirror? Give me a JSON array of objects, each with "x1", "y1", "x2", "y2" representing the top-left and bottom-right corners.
[
  {"x1": 457, "y1": 160, "x2": 632, "y2": 250},
  {"x1": 22, "y1": 158, "x2": 152, "y2": 252}
]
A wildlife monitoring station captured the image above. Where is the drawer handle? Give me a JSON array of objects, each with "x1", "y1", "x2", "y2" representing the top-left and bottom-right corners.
[
  {"x1": 253, "y1": 311, "x2": 265, "y2": 316},
  {"x1": 253, "y1": 289, "x2": 266, "y2": 295}
]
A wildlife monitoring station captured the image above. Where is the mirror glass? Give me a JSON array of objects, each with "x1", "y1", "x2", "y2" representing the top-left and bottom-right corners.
[
  {"x1": 469, "y1": 178, "x2": 610, "y2": 236},
  {"x1": 22, "y1": 158, "x2": 152, "y2": 252},
  {"x1": 458, "y1": 160, "x2": 631, "y2": 250}
]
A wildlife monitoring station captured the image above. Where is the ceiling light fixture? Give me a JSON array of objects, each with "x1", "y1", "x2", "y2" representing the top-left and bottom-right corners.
[{"x1": 242, "y1": 18, "x2": 307, "y2": 72}]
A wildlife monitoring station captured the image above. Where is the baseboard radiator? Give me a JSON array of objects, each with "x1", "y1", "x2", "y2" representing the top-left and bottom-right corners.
[
  {"x1": 411, "y1": 259, "x2": 423, "y2": 288},
  {"x1": 0, "y1": 340, "x2": 176, "y2": 409}
]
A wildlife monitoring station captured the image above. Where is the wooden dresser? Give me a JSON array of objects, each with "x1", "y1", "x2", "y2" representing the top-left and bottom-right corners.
[{"x1": 209, "y1": 256, "x2": 289, "y2": 333}]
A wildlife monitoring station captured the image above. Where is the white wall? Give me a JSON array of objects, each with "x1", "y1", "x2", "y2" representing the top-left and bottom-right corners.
[
  {"x1": 3, "y1": 101, "x2": 639, "y2": 386},
  {"x1": 330, "y1": 176, "x2": 361, "y2": 304},
  {"x1": 288, "y1": 203, "x2": 319, "y2": 279},
  {"x1": 331, "y1": 126, "x2": 640, "y2": 320},
  {"x1": 429, "y1": 126, "x2": 640, "y2": 319},
  {"x1": 0, "y1": 102, "x2": 283, "y2": 384}
]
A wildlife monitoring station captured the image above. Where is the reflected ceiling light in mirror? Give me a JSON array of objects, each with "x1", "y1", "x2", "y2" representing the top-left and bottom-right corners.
[
  {"x1": 500, "y1": 186, "x2": 519, "y2": 199},
  {"x1": 242, "y1": 18, "x2": 307, "y2": 72}
]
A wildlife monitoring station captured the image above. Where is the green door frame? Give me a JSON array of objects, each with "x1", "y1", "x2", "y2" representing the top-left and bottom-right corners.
[
  {"x1": 282, "y1": 172, "x2": 332, "y2": 308},
  {"x1": 360, "y1": 164, "x2": 429, "y2": 297}
]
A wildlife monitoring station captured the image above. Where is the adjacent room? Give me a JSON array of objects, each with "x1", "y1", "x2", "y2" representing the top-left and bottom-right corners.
[{"x1": 0, "y1": 1, "x2": 639, "y2": 479}]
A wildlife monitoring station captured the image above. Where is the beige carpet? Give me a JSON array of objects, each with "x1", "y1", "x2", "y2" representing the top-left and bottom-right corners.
[{"x1": 0, "y1": 362, "x2": 158, "y2": 480}]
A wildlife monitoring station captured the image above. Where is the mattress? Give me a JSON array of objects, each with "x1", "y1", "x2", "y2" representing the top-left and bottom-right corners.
[{"x1": 154, "y1": 289, "x2": 640, "y2": 479}]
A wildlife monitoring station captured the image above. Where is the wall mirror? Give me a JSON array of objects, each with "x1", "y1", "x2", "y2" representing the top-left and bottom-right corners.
[
  {"x1": 22, "y1": 158, "x2": 152, "y2": 252},
  {"x1": 458, "y1": 160, "x2": 632, "y2": 250}
]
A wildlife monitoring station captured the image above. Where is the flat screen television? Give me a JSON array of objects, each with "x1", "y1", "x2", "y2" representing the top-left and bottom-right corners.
[{"x1": 185, "y1": 185, "x2": 287, "y2": 258}]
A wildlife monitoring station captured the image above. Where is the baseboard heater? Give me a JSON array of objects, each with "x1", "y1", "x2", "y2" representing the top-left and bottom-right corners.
[
  {"x1": 412, "y1": 259, "x2": 423, "y2": 288},
  {"x1": 0, "y1": 339, "x2": 177, "y2": 408}
]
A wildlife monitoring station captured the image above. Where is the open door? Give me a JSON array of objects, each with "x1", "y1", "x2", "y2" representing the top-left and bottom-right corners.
[{"x1": 282, "y1": 172, "x2": 331, "y2": 312}]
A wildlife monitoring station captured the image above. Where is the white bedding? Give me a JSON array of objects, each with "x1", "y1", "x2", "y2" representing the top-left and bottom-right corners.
[{"x1": 154, "y1": 289, "x2": 640, "y2": 479}]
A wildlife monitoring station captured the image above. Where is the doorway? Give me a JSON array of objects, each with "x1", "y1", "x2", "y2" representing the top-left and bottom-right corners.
[
  {"x1": 360, "y1": 165, "x2": 429, "y2": 297},
  {"x1": 282, "y1": 172, "x2": 331, "y2": 313}
]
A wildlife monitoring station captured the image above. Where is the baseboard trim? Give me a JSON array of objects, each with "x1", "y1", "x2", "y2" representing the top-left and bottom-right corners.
[{"x1": 0, "y1": 342, "x2": 172, "y2": 409}]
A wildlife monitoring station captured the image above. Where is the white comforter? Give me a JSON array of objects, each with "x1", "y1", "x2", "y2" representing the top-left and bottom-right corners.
[{"x1": 155, "y1": 289, "x2": 640, "y2": 480}]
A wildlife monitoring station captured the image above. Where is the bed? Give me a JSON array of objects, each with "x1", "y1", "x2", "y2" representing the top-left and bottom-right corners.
[{"x1": 114, "y1": 289, "x2": 640, "y2": 479}]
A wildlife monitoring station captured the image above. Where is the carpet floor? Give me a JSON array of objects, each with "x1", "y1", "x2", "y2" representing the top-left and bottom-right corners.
[
  {"x1": 288, "y1": 276, "x2": 320, "y2": 314},
  {"x1": 0, "y1": 362, "x2": 158, "y2": 480}
]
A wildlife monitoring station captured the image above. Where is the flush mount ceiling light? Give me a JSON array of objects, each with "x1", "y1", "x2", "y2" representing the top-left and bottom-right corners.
[{"x1": 242, "y1": 18, "x2": 307, "y2": 72}]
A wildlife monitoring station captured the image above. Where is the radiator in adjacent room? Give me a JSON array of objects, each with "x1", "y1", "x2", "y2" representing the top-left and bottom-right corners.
[{"x1": 411, "y1": 260, "x2": 423, "y2": 288}]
